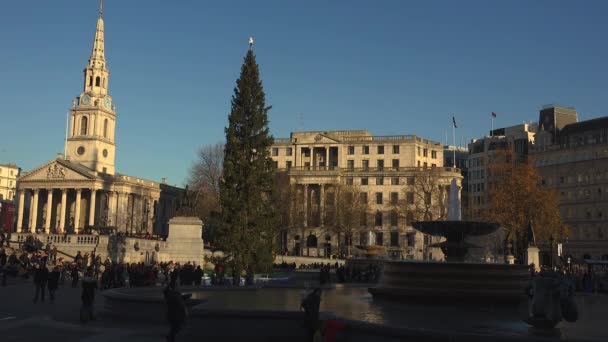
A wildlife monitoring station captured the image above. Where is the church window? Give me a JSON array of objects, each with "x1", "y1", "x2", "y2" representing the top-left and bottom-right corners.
[
  {"x1": 81, "y1": 116, "x2": 88, "y2": 135},
  {"x1": 89, "y1": 76, "x2": 93, "y2": 86},
  {"x1": 95, "y1": 76, "x2": 101, "y2": 87},
  {"x1": 103, "y1": 119, "x2": 109, "y2": 138}
]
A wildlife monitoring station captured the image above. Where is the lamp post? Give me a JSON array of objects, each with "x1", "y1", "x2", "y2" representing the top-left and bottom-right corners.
[{"x1": 549, "y1": 235, "x2": 554, "y2": 269}]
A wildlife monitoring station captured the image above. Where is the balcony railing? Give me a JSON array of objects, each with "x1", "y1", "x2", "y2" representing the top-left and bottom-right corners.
[{"x1": 284, "y1": 166, "x2": 461, "y2": 173}]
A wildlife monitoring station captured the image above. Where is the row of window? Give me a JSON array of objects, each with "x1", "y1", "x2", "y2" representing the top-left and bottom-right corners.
[
  {"x1": 271, "y1": 147, "x2": 293, "y2": 156},
  {"x1": 346, "y1": 176, "x2": 416, "y2": 186},
  {"x1": 468, "y1": 182, "x2": 485, "y2": 193},
  {"x1": 0, "y1": 179, "x2": 15, "y2": 187},
  {"x1": 270, "y1": 145, "x2": 439, "y2": 158},
  {"x1": 542, "y1": 172, "x2": 608, "y2": 187},
  {"x1": 357, "y1": 231, "x2": 416, "y2": 247},
  {"x1": 356, "y1": 191, "x2": 418, "y2": 205},
  {"x1": 88, "y1": 75, "x2": 106, "y2": 88},
  {"x1": 468, "y1": 169, "x2": 485, "y2": 180},
  {"x1": 0, "y1": 169, "x2": 16, "y2": 177},
  {"x1": 347, "y1": 159, "x2": 402, "y2": 169}
]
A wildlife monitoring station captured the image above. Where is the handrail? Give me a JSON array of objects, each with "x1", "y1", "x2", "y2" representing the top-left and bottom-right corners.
[{"x1": 286, "y1": 166, "x2": 461, "y2": 173}]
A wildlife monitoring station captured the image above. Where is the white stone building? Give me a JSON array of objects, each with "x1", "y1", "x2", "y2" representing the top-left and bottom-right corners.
[
  {"x1": 14, "y1": 5, "x2": 182, "y2": 236},
  {"x1": 271, "y1": 130, "x2": 462, "y2": 261},
  {"x1": 0, "y1": 163, "x2": 20, "y2": 202}
]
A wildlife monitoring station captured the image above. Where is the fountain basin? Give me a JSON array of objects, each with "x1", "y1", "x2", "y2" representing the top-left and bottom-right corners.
[{"x1": 369, "y1": 261, "x2": 530, "y2": 305}]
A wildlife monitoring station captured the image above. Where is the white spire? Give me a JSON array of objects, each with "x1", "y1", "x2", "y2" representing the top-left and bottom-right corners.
[{"x1": 89, "y1": 1, "x2": 106, "y2": 65}]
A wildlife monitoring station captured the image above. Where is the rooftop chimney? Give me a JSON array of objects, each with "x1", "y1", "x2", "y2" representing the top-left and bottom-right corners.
[{"x1": 161, "y1": 177, "x2": 167, "y2": 184}]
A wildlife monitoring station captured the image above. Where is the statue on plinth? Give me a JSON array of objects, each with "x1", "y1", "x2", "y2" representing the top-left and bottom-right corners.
[{"x1": 175, "y1": 185, "x2": 199, "y2": 217}]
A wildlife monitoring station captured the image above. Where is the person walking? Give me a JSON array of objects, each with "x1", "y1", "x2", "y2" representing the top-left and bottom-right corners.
[
  {"x1": 301, "y1": 288, "x2": 322, "y2": 342},
  {"x1": 47, "y1": 266, "x2": 60, "y2": 302},
  {"x1": 71, "y1": 264, "x2": 80, "y2": 288},
  {"x1": 164, "y1": 284, "x2": 187, "y2": 342},
  {"x1": 33, "y1": 263, "x2": 49, "y2": 303},
  {"x1": 80, "y1": 268, "x2": 98, "y2": 323}
]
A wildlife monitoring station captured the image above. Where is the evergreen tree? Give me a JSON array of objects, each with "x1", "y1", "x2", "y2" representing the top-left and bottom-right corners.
[{"x1": 219, "y1": 46, "x2": 277, "y2": 285}]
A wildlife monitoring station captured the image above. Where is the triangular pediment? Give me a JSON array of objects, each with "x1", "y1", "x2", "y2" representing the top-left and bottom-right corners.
[
  {"x1": 300, "y1": 133, "x2": 340, "y2": 144},
  {"x1": 19, "y1": 159, "x2": 96, "y2": 182}
]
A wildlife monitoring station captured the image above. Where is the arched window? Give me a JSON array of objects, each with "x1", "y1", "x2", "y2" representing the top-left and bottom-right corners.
[
  {"x1": 95, "y1": 76, "x2": 100, "y2": 87},
  {"x1": 89, "y1": 76, "x2": 93, "y2": 86},
  {"x1": 81, "y1": 116, "x2": 88, "y2": 135},
  {"x1": 103, "y1": 119, "x2": 108, "y2": 138},
  {"x1": 306, "y1": 234, "x2": 318, "y2": 248}
]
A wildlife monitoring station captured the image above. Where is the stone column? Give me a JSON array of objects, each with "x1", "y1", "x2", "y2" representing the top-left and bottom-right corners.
[
  {"x1": 45, "y1": 189, "x2": 53, "y2": 234},
  {"x1": 115, "y1": 192, "x2": 122, "y2": 230},
  {"x1": 31, "y1": 189, "x2": 39, "y2": 232},
  {"x1": 325, "y1": 147, "x2": 330, "y2": 168},
  {"x1": 303, "y1": 184, "x2": 308, "y2": 227},
  {"x1": 89, "y1": 189, "x2": 96, "y2": 227},
  {"x1": 16, "y1": 190, "x2": 25, "y2": 232},
  {"x1": 107, "y1": 191, "x2": 114, "y2": 226},
  {"x1": 60, "y1": 189, "x2": 67, "y2": 233},
  {"x1": 74, "y1": 189, "x2": 82, "y2": 232},
  {"x1": 320, "y1": 184, "x2": 325, "y2": 227}
]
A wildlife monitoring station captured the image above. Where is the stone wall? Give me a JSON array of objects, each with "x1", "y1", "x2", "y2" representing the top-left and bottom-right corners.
[{"x1": 8, "y1": 216, "x2": 205, "y2": 265}]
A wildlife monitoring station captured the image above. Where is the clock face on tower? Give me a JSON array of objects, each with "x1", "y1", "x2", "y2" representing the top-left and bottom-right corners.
[
  {"x1": 81, "y1": 94, "x2": 91, "y2": 105},
  {"x1": 104, "y1": 97, "x2": 111, "y2": 108}
]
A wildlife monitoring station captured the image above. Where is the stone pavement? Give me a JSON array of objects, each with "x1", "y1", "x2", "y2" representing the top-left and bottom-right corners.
[{"x1": 0, "y1": 277, "x2": 169, "y2": 341}]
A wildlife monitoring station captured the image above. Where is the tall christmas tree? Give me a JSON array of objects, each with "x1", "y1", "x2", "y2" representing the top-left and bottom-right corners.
[{"x1": 219, "y1": 40, "x2": 277, "y2": 285}]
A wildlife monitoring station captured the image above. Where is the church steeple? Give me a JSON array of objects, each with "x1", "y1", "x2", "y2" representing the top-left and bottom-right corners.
[
  {"x1": 89, "y1": 0, "x2": 106, "y2": 66},
  {"x1": 67, "y1": 0, "x2": 116, "y2": 175}
]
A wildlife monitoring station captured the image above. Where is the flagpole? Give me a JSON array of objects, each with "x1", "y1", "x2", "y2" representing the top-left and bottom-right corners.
[
  {"x1": 452, "y1": 115, "x2": 456, "y2": 168},
  {"x1": 65, "y1": 111, "x2": 69, "y2": 160},
  {"x1": 491, "y1": 114, "x2": 494, "y2": 137}
]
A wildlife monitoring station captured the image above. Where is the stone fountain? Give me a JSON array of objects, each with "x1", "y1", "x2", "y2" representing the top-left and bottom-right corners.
[{"x1": 369, "y1": 179, "x2": 530, "y2": 305}]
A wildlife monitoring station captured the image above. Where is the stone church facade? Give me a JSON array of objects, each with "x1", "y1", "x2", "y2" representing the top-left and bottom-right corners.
[{"x1": 15, "y1": 7, "x2": 181, "y2": 236}]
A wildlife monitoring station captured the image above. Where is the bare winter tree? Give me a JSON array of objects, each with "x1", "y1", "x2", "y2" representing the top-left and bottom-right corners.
[
  {"x1": 189, "y1": 143, "x2": 224, "y2": 201},
  {"x1": 397, "y1": 168, "x2": 449, "y2": 223},
  {"x1": 188, "y1": 142, "x2": 224, "y2": 243},
  {"x1": 330, "y1": 184, "x2": 369, "y2": 256}
]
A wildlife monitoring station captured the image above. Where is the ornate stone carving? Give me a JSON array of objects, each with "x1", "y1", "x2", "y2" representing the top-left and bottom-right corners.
[{"x1": 46, "y1": 164, "x2": 66, "y2": 179}]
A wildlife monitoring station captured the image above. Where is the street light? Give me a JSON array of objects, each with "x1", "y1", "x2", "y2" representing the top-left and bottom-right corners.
[{"x1": 549, "y1": 235, "x2": 554, "y2": 269}]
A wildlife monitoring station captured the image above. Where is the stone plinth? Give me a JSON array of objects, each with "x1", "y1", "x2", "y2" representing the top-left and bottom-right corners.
[
  {"x1": 526, "y1": 246, "x2": 540, "y2": 272},
  {"x1": 165, "y1": 216, "x2": 205, "y2": 265}
]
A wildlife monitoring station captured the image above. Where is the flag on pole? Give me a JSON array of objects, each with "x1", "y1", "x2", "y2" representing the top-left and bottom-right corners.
[
  {"x1": 452, "y1": 116, "x2": 457, "y2": 128},
  {"x1": 492, "y1": 112, "x2": 497, "y2": 118}
]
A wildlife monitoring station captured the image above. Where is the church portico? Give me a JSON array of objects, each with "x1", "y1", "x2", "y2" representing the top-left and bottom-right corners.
[
  {"x1": 16, "y1": 157, "x2": 173, "y2": 235},
  {"x1": 14, "y1": 5, "x2": 182, "y2": 236}
]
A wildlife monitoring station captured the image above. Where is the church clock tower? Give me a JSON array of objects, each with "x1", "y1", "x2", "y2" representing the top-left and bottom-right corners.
[{"x1": 66, "y1": 1, "x2": 116, "y2": 174}]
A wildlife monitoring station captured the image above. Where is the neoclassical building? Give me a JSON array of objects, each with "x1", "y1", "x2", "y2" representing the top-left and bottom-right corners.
[
  {"x1": 270, "y1": 130, "x2": 462, "y2": 260},
  {"x1": 15, "y1": 6, "x2": 182, "y2": 235}
]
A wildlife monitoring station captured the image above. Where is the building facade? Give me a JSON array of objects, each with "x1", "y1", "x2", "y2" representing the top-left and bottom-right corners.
[
  {"x1": 270, "y1": 130, "x2": 462, "y2": 261},
  {"x1": 15, "y1": 6, "x2": 181, "y2": 235},
  {"x1": 467, "y1": 123, "x2": 537, "y2": 218},
  {"x1": 531, "y1": 107, "x2": 608, "y2": 260},
  {"x1": 0, "y1": 163, "x2": 20, "y2": 202}
]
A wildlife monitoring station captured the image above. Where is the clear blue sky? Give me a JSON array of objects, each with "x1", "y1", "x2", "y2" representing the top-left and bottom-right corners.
[{"x1": 1, "y1": 0, "x2": 607, "y2": 185}]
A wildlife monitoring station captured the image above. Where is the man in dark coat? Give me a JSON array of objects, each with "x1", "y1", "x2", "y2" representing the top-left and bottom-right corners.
[
  {"x1": 164, "y1": 284, "x2": 187, "y2": 342},
  {"x1": 80, "y1": 269, "x2": 98, "y2": 323},
  {"x1": 71, "y1": 264, "x2": 80, "y2": 287},
  {"x1": 301, "y1": 288, "x2": 322, "y2": 342},
  {"x1": 33, "y1": 263, "x2": 49, "y2": 303},
  {"x1": 193, "y1": 266, "x2": 203, "y2": 286},
  {"x1": 47, "y1": 266, "x2": 60, "y2": 302}
]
